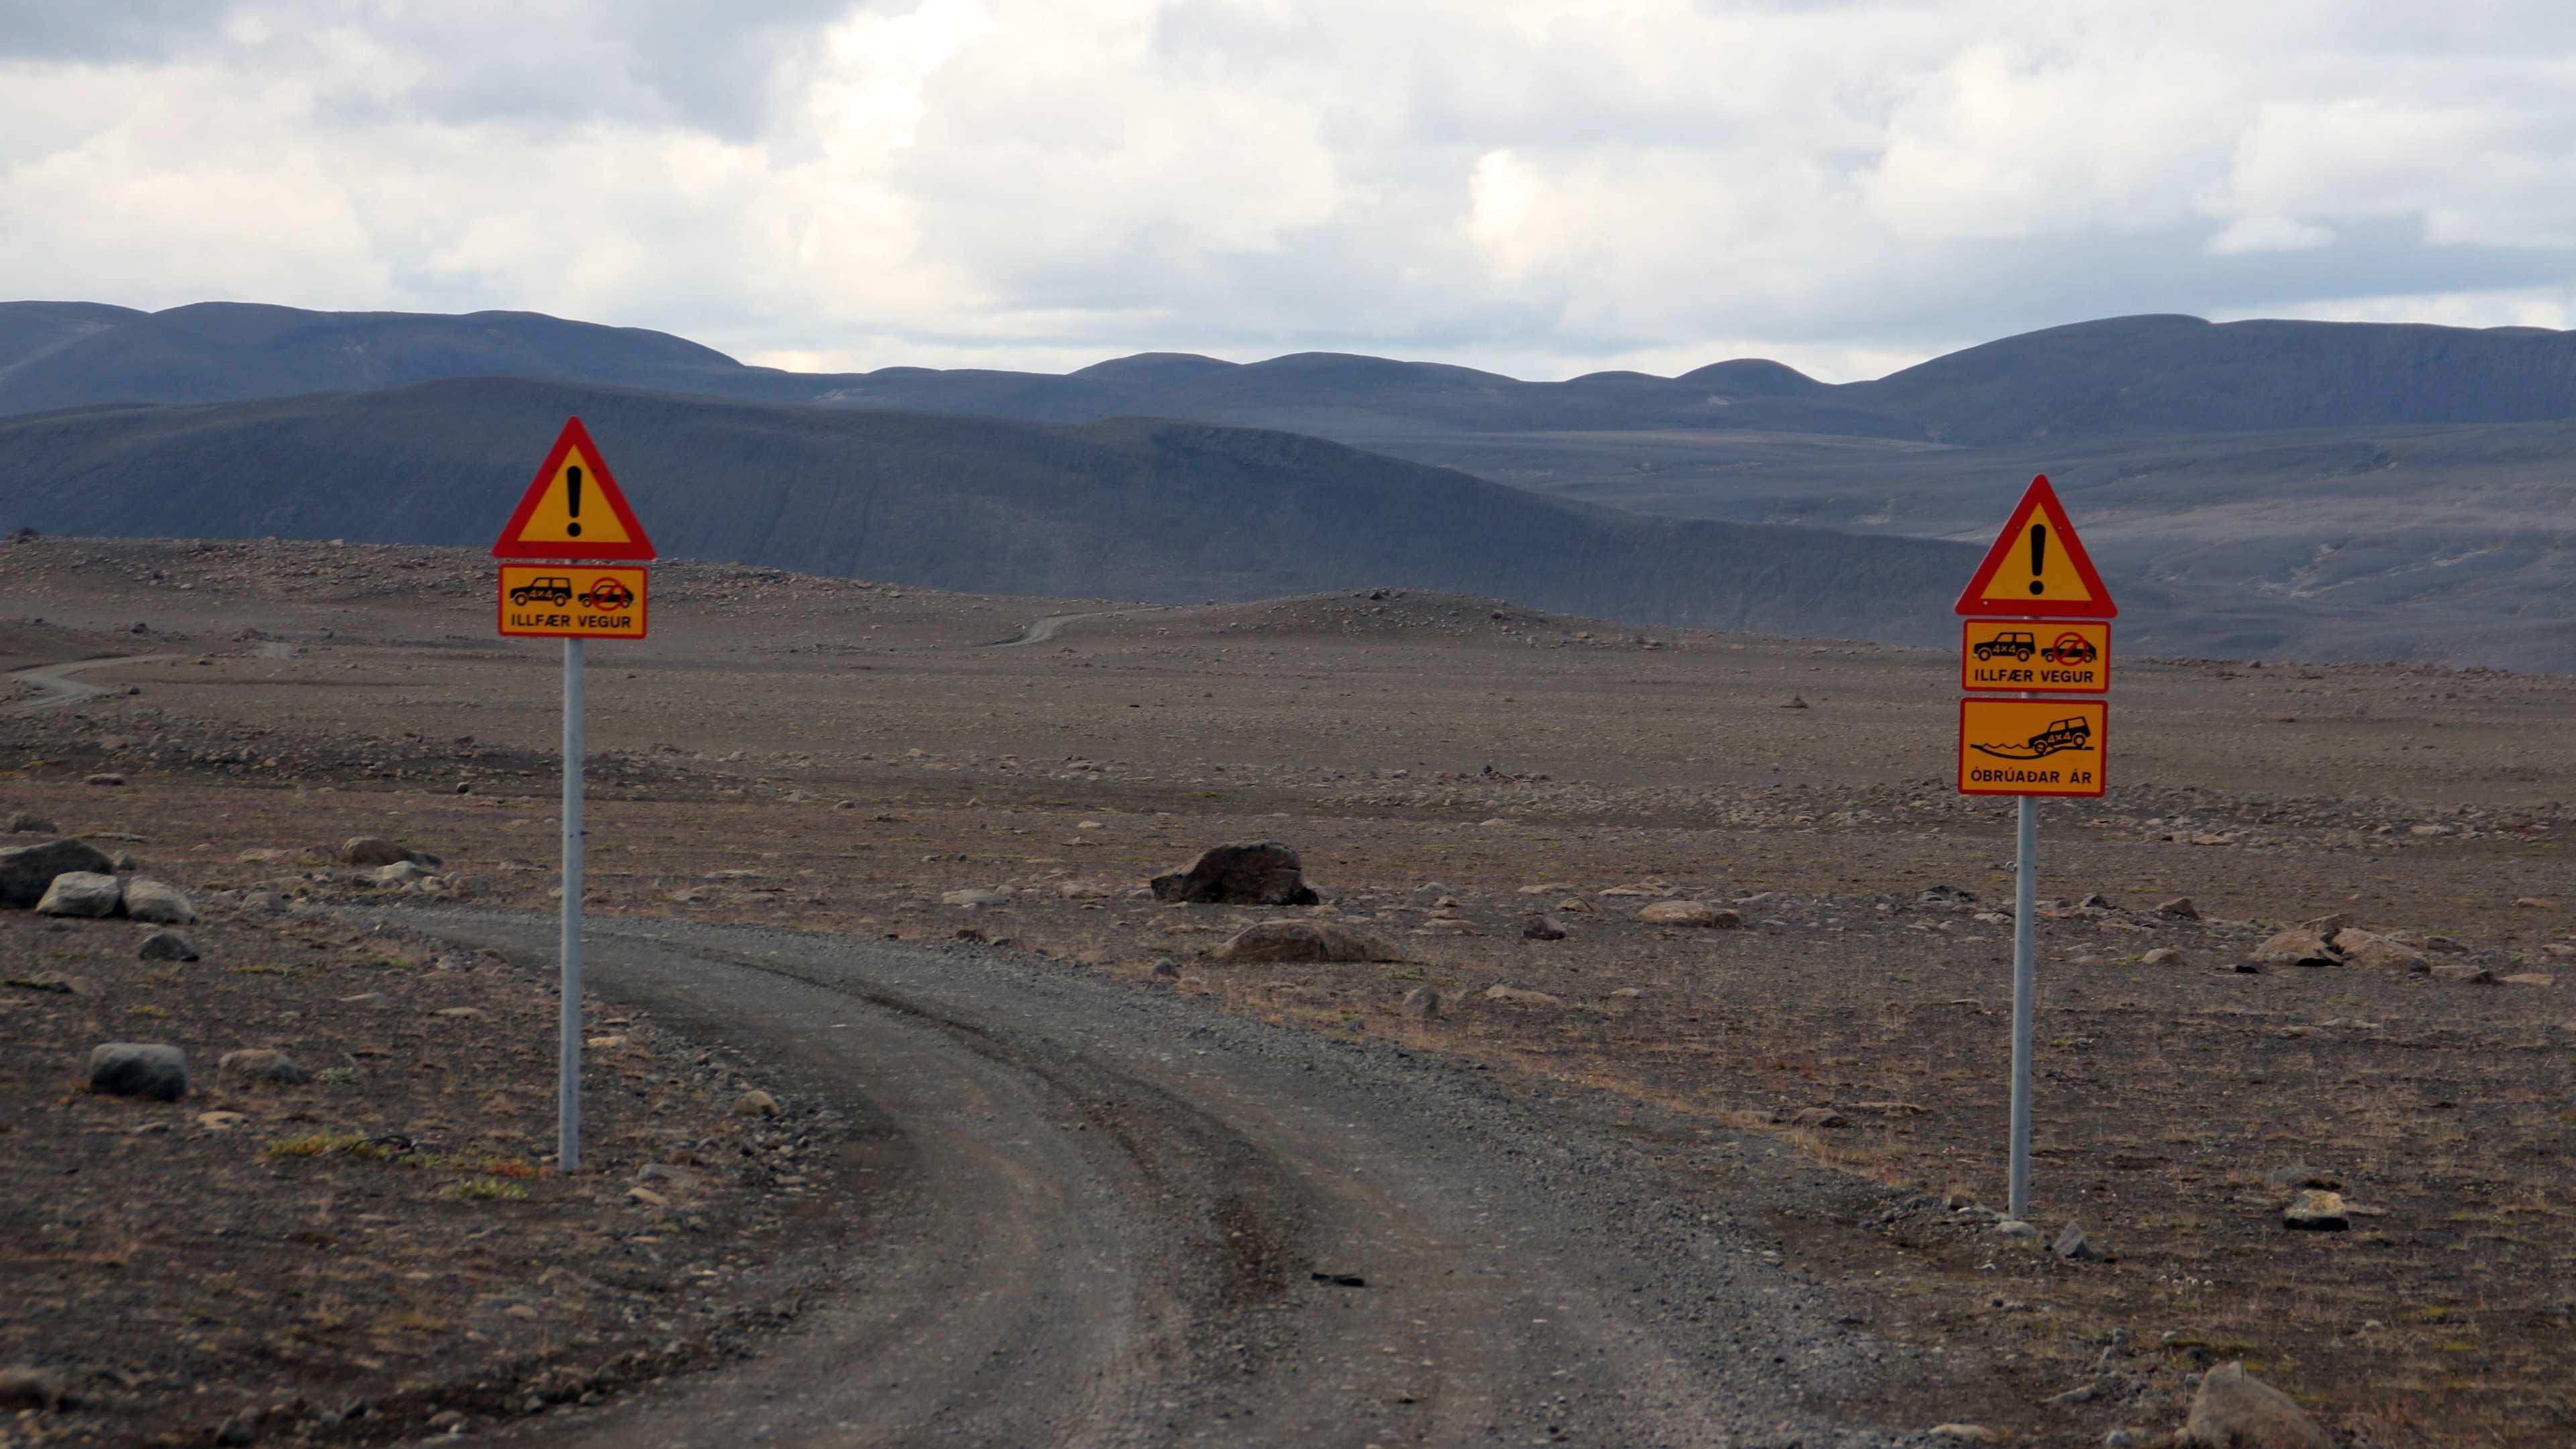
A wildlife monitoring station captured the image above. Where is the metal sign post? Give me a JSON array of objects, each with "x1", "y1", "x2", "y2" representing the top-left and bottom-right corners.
[
  {"x1": 493, "y1": 415, "x2": 655, "y2": 1176},
  {"x1": 1953, "y1": 474, "x2": 2117, "y2": 1223},
  {"x1": 2008, "y1": 795, "x2": 2036, "y2": 1219},
  {"x1": 557, "y1": 638, "x2": 585, "y2": 1171}
]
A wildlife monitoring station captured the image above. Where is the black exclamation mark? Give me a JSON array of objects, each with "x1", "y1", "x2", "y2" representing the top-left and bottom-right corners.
[
  {"x1": 2027, "y1": 524, "x2": 2046, "y2": 594},
  {"x1": 565, "y1": 465, "x2": 584, "y2": 538}
]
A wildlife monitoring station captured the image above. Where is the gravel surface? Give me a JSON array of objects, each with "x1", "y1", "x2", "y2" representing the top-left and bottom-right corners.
[{"x1": 403, "y1": 906, "x2": 1953, "y2": 1448}]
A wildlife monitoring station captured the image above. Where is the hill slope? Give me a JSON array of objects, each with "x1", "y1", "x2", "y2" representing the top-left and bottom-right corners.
[{"x1": 0, "y1": 379, "x2": 1979, "y2": 645}]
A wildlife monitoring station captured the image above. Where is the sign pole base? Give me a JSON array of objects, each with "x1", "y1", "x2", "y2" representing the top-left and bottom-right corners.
[
  {"x1": 2008, "y1": 794, "x2": 2037, "y2": 1220},
  {"x1": 558, "y1": 637, "x2": 584, "y2": 1173}
]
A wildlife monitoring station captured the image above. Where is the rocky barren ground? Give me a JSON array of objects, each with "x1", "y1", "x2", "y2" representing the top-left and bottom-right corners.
[{"x1": 3, "y1": 535, "x2": 2572, "y2": 1446}]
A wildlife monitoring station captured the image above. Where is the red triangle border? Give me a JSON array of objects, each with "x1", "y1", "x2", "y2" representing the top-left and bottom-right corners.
[
  {"x1": 490, "y1": 416, "x2": 657, "y2": 561},
  {"x1": 1953, "y1": 474, "x2": 2116, "y2": 619}
]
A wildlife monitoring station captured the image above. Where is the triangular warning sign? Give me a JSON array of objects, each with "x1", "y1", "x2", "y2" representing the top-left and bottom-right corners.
[
  {"x1": 491, "y1": 417, "x2": 656, "y2": 561},
  {"x1": 1954, "y1": 475, "x2": 2115, "y2": 619}
]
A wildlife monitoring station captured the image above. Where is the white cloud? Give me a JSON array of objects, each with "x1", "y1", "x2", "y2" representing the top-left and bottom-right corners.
[{"x1": 3, "y1": 0, "x2": 2574, "y2": 381}]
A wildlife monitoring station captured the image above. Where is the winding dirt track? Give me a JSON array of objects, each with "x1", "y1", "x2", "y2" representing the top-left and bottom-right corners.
[
  {"x1": 5, "y1": 653, "x2": 179, "y2": 713},
  {"x1": 404, "y1": 909, "x2": 1939, "y2": 1449}
]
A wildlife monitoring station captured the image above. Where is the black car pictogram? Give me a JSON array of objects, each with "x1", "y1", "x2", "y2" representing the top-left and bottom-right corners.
[
  {"x1": 1973, "y1": 629, "x2": 2037, "y2": 661},
  {"x1": 578, "y1": 578, "x2": 635, "y2": 610},
  {"x1": 2041, "y1": 633, "x2": 2097, "y2": 665},
  {"x1": 510, "y1": 576, "x2": 574, "y2": 606}
]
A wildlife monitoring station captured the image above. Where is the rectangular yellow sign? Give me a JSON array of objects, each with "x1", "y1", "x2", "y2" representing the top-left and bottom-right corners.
[
  {"x1": 497, "y1": 565, "x2": 649, "y2": 639},
  {"x1": 1962, "y1": 619, "x2": 2109, "y2": 693},
  {"x1": 1958, "y1": 698, "x2": 2107, "y2": 797}
]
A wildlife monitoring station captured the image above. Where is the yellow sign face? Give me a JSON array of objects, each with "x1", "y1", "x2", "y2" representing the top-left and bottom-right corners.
[
  {"x1": 1962, "y1": 620, "x2": 2109, "y2": 693},
  {"x1": 1958, "y1": 698, "x2": 2107, "y2": 797},
  {"x1": 498, "y1": 566, "x2": 649, "y2": 639}
]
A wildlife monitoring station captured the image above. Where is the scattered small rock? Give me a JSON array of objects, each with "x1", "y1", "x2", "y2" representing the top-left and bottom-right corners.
[
  {"x1": 368, "y1": 861, "x2": 433, "y2": 887},
  {"x1": 1636, "y1": 899, "x2": 1740, "y2": 928},
  {"x1": 83, "y1": 773, "x2": 125, "y2": 788},
  {"x1": 2142, "y1": 947, "x2": 2188, "y2": 966},
  {"x1": 1927, "y1": 1426, "x2": 1998, "y2": 1444},
  {"x1": 2178, "y1": 1360, "x2": 2332, "y2": 1449},
  {"x1": 36, "y1": 871, "x2": 122, "y2": 918},
  {"x1": 2053, "y1": 1222, "x2": 2098, "y2": 1260},
  {"x1": 1522, "y1": 914, "x2": 1570, "y2": 941},
  {"x1": 2501, "y1": 972, "x2": 2555, "y2": 987},
  {"x1": 1481, "y1": 983, "x2": 1562, "y2": 1006},
  {"x1": 88, "y1": 1042, "x2": 188, "y2": 1101},
  {"x1": 342, "y1": 837, "x2": 439, "y2": 869},
  {"x1": 219, "y1": 1048, "x2": 311, "y2": 1085},
  {"x1": 940, "y1": 887, "x2": 1013, "y2": 908},
  {"x1": 1994, "y1": 1219, "x2": 2038, "y2": 1240},
  {"x1": 2332, "y1": 926, "x2": 2426, "y2": 971},
  {"x1": 731, "y1": 1089, "x2": 780, "y2": 1118},
  {"x1": 5, "y1": 812, "x2": 58, "y2": 834},
  {"x1": 0, "y1": 1364, "x2": 72, "y2": 1411},
  {"x1": 121, "y1": 877, "x2": 195, "y2": 924},
  {"x1": 2283, "y1": 1188, "x2": 2349, "y2": 1231},
  {"x1": 2249, "y1": 928, "x2": 2341, "y2": 968},
  {"x1": 2429, "y1": 962, "x2": 2496, "y2": 985},
  {"x1": 1397, "y1": 986, "x2": 1442, "y2": 1019},
  {"x1": 1790, "y1": 1106, "x2": 1847, "y2": 1129},
  {"x1": 1213, "y1": 920, "x2": 1403, "y2": 963},
  {"x1": 2156, "y1": 897, "x2": 2199, "y2": 919}
]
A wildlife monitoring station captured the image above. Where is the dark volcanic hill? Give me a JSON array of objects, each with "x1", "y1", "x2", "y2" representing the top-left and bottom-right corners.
[{"x1": 0, "y1": 379, "x2": 1980, "y2": 644}]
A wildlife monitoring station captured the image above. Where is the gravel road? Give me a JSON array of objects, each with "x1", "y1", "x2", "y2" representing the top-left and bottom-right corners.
[{"x1": 396, "y1": 909, "x2": 1952, "y2": 1448}]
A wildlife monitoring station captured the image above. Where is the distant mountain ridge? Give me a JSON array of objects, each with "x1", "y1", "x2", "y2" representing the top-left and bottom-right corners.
[
  {"x1": 9, "y1": 301, "x2": 2576, "y2": 445},
  {"x1": 0, "y1": 378, "x2": 1983, "y2": 643}
]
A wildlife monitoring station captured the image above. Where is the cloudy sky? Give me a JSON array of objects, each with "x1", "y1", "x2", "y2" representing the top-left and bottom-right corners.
[{"x1": 5, "y1": 0, "x2": 2574, "y2": 381}]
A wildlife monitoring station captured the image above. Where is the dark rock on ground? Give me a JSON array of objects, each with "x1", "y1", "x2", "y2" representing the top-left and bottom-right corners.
[
  {"x1": 1150, "y1": 841, "x2": 1320, "y2": 906},
  {"x1": 0, "y1": 838, "x2": 117, "y2": 908},
  {"x1": 138, "y1": 929, "x2": 200, "y2": 961},
  {"x1": 88, "y1": 1042, "x2": 189, "y2": 1101},
  {"x1": 219, "y1": 1048, "x2": 311, "y2": 1085},
  {"x1": 36, "y1": 871, "x2": 123, "y2": 918},
  {"x1": 1523, "y1": 913, "x2": 1570, "y2": 941},
  {"x1": 342, "y1": 836, "x2": 440, "y2": 868}
]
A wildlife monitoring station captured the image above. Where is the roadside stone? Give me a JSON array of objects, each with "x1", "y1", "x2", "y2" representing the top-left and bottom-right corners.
[
  {"x1": 2430, "y1": 962, "x2": 2496, "y2": 984},
  {"x1": 36, "y1": 871, "x2": 122, "y2": 918},
  {"x1": 1636, "y1": 900, "x2": 1739, "y2": 928},
  {"x1": 2283, "y1": 1189, "x2": 2349, "y2": 1231},
  {"x1": 121, "y1": 877, "x2": 195, "y2": 924},
  {"x1": 627, "y1": 1186, "x2": 671, "y2": 1209},
  {"x1": 1150, "y1": 841, "x2": 1320, "y2": 906},
  {"x1": 83, "y1": 772, "x2": 125, "y2": 787},
  {"x1": 5, "y1": 971, "x2": 99, "y2": 997},
  {"x1": 1994, "y1": 1219, "x2": 2038, "y2": 1240},
  {"x1": 2142, "y1": 947, "x2": 2188, "y2": 966},
  {"x1": 138, "y1": 922, "x2": 199, "y2": 959},
  {"x1": 1213, "y1": 920, "x2": 1403, "y2": 963},
  {"x1": 1522, "y1": 914, "x2": 1570, "y2": 941},
  {"x1": 1397, "y1": 986, "x2": 1442, "y2": 1019},
  {"x1": 342, "y1": 836, "x2": 439, "y2": 868},
  {"x1": 2249, "y1": 928, "x2": 2342, "y2": 968},
  {"x1": 2332, "y1": 926, "x2": 2426, "y2": 971},
  {"x1": 2513, "y1": 896, "x2": 2559, "y2": 910},
  {"x1": 731, "y1": 1089, "x2": 780, "y2": 1118},
  {"x1": 0, "y1": 838, "x2": 118, "y2": 908},
  {"x1": 368, "y1": 860, "x2": 433, "y2": 887},
  {"x1": 2156, "y1": 897, "x2": 2199, "y2": 919},
  {"x1": 939, "y1": 886, "x2": 1012, "y2": 908},
  {"x1": 2054, "y1": 1222, "x2": 2099, "y2": 1260},
  {"x1": 1790, "y1": 1106, "x2": 1847, "y2": 1129},
  {"x1": 0, "y1": 1364, "x2": 72, "y2": 1411},
  {"x1": 1482, "y1": 983, "x2": 1563, "y2": 1006},
  {"x1": 1928, "y1": 1425, "x2": 1998, "y2": 1443},
  {"x1": 2501, "y1": 972, "x2": 2555, "y2": 987},
  {"x1": 2178, "y1": 1361, "x2": 2332, "y2": 1449},
  {"x1": 88, "y1": 1042, "x2": 188, "y2": 1101},
  {"x1": 5, "y1": 812, "x2": 58, "y2": 834},
  {"x1": 219, "y1": 1048, "x2": 311, "y2": 1085}
]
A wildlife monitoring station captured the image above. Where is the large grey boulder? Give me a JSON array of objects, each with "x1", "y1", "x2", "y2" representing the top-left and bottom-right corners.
[
  {"x1": 1150, "y1": 841, "x2": 1320, "y2": 906},
  {"x1": 2178, "y1": 1362, "x2": 2332, "y2": 1448},
  {"x1": 36, "y1": 871, "x2": 122, "y2": 918},
  {"x1": 0, "y1": 839, "x2": 116, "y2": 908},
  {"x1": 121, "y1": 878, "x2": 194, "y2": 924},
  {"x1": 88, "y1": 1043, "x2": 188, "y2": 1101}
]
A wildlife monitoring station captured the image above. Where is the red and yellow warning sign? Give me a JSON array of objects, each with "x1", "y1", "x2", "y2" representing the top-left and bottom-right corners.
[
  {"x1": 1958, "y1": 698, "x2": 2106, "y2": 797},
  {"x1": 491, "y1": 417, "x2": 656, "y2": 561},
  {"x1": 1953, "y1": 476, "x2": 2114, "y2": 619},
  {"x1": 498, "y1": 565, "x2": 648, "y2": 639},
  {"x1": 1962, "y1": 619, "x2": 2109, "y2": 694}
]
